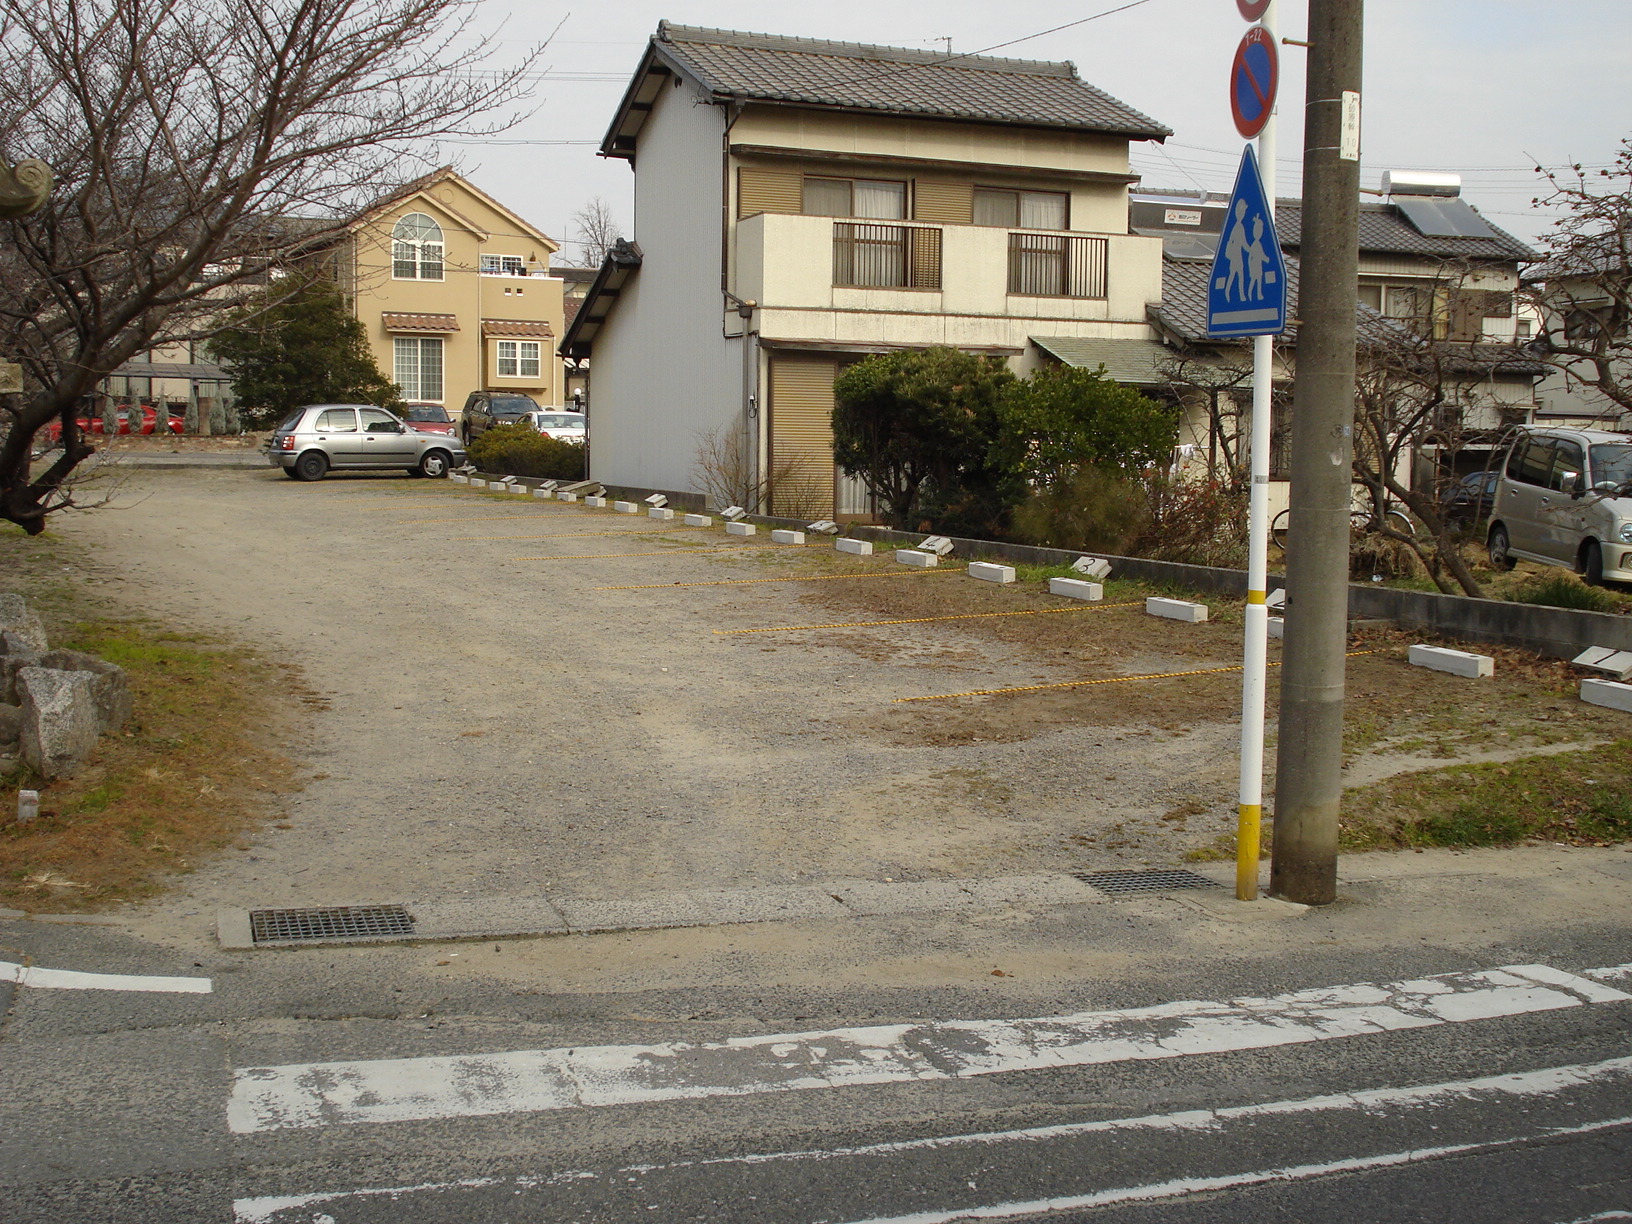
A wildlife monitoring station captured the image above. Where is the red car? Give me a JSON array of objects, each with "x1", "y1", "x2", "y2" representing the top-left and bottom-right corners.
[
  {"x1": 40, "y1": 404, "x2": 184, "y2": 443},
  {"x1": 402, "y1": 403, "x2": 457, "y2": 436}
]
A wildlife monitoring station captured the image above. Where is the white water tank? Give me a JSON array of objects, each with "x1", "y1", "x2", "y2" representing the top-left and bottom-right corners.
[{"x1": 1381, "y1": 170, "x2": 1462, "y2": 198}]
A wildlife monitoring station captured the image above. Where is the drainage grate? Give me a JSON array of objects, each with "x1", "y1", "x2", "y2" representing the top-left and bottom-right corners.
[
  {"x1": 249, "y1": 904, "x2": 415, "y2": 944},
  {"x1": 1072, "y1": 868, "x2": 1222, "y2": 897}
]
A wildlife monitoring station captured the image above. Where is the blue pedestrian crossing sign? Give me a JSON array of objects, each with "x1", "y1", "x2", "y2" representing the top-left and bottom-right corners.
[{"x1": 1207, "y1": 145, "x2": 1286, "y2": 338}]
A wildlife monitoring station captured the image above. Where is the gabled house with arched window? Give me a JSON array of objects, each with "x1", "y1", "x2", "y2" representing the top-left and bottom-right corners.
[{"x1": 338, "y1": 167, "x2": 568, "y2": 417}]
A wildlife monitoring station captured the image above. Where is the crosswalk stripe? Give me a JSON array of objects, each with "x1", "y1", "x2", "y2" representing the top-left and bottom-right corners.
[
  {"x1": 226, "y1": 962, "x2": 1629, "y2": 1134},
  {"x1": 0, "y1": 960, "x2": 211, "y2": 993},
  {"x1": 229, "y1": 1054, "x2": 1632, "y2": 1223}
]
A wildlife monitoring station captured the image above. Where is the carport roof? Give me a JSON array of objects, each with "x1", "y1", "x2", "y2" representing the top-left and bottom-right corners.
[{"x1": 1031, "y1": 336, "x2": 1176, "y2": 385}]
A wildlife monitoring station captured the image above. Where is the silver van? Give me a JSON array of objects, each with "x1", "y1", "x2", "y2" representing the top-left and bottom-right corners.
[
  {"x1": 266, "y1": 404, "x2": 466, "y2": 481},
  {"x1": 1487, "y1": 426, "x2": 1632, "y2": 585}
]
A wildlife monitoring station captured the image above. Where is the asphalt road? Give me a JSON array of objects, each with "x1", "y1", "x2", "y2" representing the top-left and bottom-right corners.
[{"x1": 3, "y1": 470, "x2": 1630, "y2": 1222}]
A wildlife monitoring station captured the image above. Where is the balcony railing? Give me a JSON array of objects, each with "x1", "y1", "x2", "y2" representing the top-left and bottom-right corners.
[
  {"x1": 833, "y1": 222, "x2": 942, "y2": 290},
  {"x1": 1007, "y1": 232, "x2": 1108, "y2": 298}
]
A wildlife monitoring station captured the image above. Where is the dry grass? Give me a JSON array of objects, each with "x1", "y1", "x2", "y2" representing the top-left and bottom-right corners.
[{"x1": 0, "y1": 619, "x2": 295, "y2": 910}]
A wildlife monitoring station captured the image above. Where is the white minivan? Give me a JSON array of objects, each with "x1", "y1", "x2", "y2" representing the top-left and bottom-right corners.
[{"x1": 1487, "y1": 426, "x2": 1632, "y2": 585}]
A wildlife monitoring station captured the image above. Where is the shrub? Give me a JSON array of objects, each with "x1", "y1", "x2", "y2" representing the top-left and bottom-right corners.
[
  {"x1": 468, "y1": 424, "x2": 585, "y2": 480},
  {"x1": 1504, "y1": 572, "x2": 1625, "y2": 613},
  {"x1": 1127, "y1": 473, "x2": 1251, "y2": 568},
  {"x1": 1007, "y1": 465, "x2": 1150, "y2": 554}
]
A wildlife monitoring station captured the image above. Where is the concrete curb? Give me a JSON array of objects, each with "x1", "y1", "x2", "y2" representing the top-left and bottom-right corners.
[{"x1": 215, "y1": 871, "x2": 1119, "y2": 949}]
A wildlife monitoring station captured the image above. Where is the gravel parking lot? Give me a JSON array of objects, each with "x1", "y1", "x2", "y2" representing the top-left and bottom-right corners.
[{"x1": 50, "y1": 468, "x2": 1624, "y2": 927}]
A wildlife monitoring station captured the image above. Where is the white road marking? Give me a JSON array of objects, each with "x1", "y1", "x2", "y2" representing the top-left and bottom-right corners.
[
  {"x1": 0, "y1": 959, "x2": 212, "y2": 993},
  {"x1": 231, "y1": 1054, "x2": 1632, "y2": 1223},
  {"x1": 826, "y1": 1115, "x2": 1632, "y2": 1224},
  {"x1": 227, "y1": 962, "x2": 1628, "y2": 1134}
]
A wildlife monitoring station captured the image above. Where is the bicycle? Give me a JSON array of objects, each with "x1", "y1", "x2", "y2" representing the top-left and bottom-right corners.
[{"x1": 1270, "y1": 503, "x2": 1415, "y2": 552}]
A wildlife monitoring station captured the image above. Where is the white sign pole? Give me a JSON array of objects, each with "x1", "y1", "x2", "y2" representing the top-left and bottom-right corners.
[{"x1": 1236, "y1": 0, "x2": 1277, "y2": 902}]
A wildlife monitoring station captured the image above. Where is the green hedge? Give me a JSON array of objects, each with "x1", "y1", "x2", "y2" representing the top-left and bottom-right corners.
[{"x1": 467, "y1": 423, "x2": 586, "y2": 480}]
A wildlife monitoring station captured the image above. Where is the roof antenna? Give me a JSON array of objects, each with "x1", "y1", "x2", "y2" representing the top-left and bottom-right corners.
[{"x1": 934, "y1": 35, "x2": 953, "y2": 55}]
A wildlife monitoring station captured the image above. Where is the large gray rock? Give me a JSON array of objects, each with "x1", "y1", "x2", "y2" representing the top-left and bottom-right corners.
[
  {"x1": 18, "y1": 667, "x2": 99, "y2": 780},
  {"x1": 0, "y1": 701, "x2": 19, "y2": 747},
  {"x1": 0, "y1": 594, "x2": 48, "y2": 652},
  {"x1": 0, "y1": 629, "x2": 41, "y2": 705},
  {"x1": 38, "y1": 649, "x2": 132, "y2": 733}
]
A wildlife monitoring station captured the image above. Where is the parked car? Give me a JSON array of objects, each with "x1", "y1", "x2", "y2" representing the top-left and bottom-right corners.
[
  {"x1": 39, "y1": 403, "x2": 184, "y2": 444},
  {"x1": 1487, "y1": 425, "x2": 1632, "y2": 585},
  {"x1": 1438, "y1": 469, "x2": 1498, "y2": 527},
  {"x1": 459, "y1": 391, "x2": 542, "y2": 446},
  {"x1": 265, "y1": 404, "x2": 465, "y2": 481},
  {"x1": 517, "y1": 409, "x2": 586, "y2": 443},
  {"x1": 401, "y1": 403, "x2": 457, "y2": 436}
]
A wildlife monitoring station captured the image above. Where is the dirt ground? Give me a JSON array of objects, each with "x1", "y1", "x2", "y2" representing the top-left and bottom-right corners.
[{"x1": 12, "y1": 467, "x2": 1630, "y2": 926}]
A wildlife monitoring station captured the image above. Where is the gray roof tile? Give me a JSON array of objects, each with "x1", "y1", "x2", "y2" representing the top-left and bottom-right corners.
[
  {"x1": 653, "y1": 23, "x2": 1170, "y2": 139},
  {"x1": 1275, "y1": 201, "x2": 1536, "y2": 263}
]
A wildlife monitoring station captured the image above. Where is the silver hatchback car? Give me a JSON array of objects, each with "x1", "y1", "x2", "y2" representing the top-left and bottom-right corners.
[{"x1": 266, "y1": 404, "x2": 467, "y2": 481}]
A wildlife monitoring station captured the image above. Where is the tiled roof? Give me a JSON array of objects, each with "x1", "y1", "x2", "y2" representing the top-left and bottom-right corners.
[
  {"x1": 381, "y1": 312, "x2": 459, "y2": 333},
  {"x1": 481, "y1": 319, "x2": 553, "y2": 338},
  {"x1": 1274, "y1": 201, "x2": 1536, "y2": 263},
  {"x1": 1150, "y1": 255, "x2": 1304, "y2": 346},
  {"x1": 1030, "y1": 336, "x2": 1176, "y2": 384},
  {"x1": 650, "y1": 23, "x2": 1170, "y2": 139}
]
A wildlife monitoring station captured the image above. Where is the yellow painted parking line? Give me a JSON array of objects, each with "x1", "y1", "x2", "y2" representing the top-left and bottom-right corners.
[
  {"x1": 596, "y1": 569, "x2": 966, "y2": 591},
  {"x1": 713, "y1": 601, "x2": 1143, "y2": 636},
  {"x1": 397, "y1": 514, "x2": 579, "y2": 524},
  {"x1": 894, "y1": 649, "x2": 1384, "y2": 703}
]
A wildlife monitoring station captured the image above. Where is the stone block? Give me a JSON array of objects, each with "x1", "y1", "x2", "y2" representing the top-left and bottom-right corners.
[
  {"x1": 1267, "y1": 616, "x2": 1285, "y2": 639},
  {"x1": 895, "y1": 549, "x2": 938, "y2": 567},
  {"x1": 684, "y1": 513, "x2": 712, "y2": 527},
  {"x1": 968, "y1": 561, "x2": 1015, "y2": 584},
  {"x1": 0, "y1": 594, "x2": 48, "y2": 651},
  {"x1": 449, "y1": 473, "x2": 469, "y2": 484},
  {"x1": 1146, "y1": 597, "x2": 1208, "y2": 623},
  {"x1": 1072, "y1": 557, "x2": 1112, "y2": 580},
  {"x1": 771, "y1": 529, "x2": 805, "y2": 545},
  {"x1": 557, "y1": 492, "x2": 578, "y2": 503},
  {"x1": 509, "y1": 483, "x2": 530, "y2": 495},
  {"x1": 0, "y1": 630, "x2": 41, "y2": 704},
  {"x1": 614, "y1": 501, "x2": 639, "y2": 514},
  {"x1": 532, "y1": 487, "x2": 553, "y2": 499},
  {"x1": 1048, "y1": 577, "x2": 1102, "y2": 602},
  {"x1": 1265, "y1": 588, "x2": 1287, "y2": 611},
  {"x1": 18, "y1": 666, "x2": 100, "y2": 780},
  {"x1": 0, "y1": 702, "x2": 19, "y2": 747},
  {"x1": 835, "y1": 538, "x2": 873, "y2": 556},
  {"x1": 39, "y1": 650, "x2": 131, "y2": 733},
  {"x1": 1408, "y1": 644, "x2": 1494, "y2": 678},
  {"x1": 1581, "y1": 678, "x2": 1632, "y2": 712},
  {"x1": 1574, "y1": 647, "x2": 1632, "y2": 681},
  {"x1": 648, "y1": 507, "x2": 676, "y2": 521},
  {"x1": 468, "y1": 478, "x2": 488, "y2": 488},
  {"x1": 725, "y1": 521, "x2": 756, "y2": 537},
  {"x1": 585, "y1": 496, "x2": 608, "y2": 508}
]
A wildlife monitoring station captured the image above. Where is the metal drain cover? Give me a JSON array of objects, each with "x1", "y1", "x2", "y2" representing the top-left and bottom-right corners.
[
  {"x1": 249, "y1": 904, "x2": 415, "y2": 945},
  {"x1": 1072, "y1": 869, "x2": 1222, "y2": 897}
]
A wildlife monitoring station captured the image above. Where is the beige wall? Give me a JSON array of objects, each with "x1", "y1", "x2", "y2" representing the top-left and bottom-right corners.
[{"x1": 350, "y1": 178, "x2": 566, "y2": 411}]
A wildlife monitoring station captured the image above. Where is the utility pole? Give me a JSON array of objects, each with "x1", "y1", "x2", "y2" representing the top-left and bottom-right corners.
[{"x1": 1270, "y1": 0, "x2": 1363, "y2": 906}]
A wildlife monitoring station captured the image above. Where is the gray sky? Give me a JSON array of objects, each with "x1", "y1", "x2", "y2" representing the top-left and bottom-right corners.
[{"x1": 445, "y1": 0, "x2": 1632, "y2": 265}]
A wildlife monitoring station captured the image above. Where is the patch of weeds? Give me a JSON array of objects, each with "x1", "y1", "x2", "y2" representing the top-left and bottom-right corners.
[
  {"x1": 0, "y1": 618, "x2": 292, "y2": 910},
  {"x1": 1340, "y1": 739, "x2": 1632, "y2": 850},
  {"x1": 1502, "y1": 572, "x2": 1629, "y2": 614}
]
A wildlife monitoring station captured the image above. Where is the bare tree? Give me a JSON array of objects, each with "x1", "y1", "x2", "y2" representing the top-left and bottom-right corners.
[
  {"x1": 1525, "y1": 140, "x2": 1632, "y2": 420},
  {"x1": 0, "y1": 0, "x2": 543, "y2": 534},
  {"x1": 1157, "y1": 349, "x2": 1254, "y2": 477},
  {"x1": 570, "y1": 196, "x2": 624, "y2": 269}
]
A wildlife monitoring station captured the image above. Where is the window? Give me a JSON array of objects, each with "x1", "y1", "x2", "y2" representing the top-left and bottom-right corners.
[
  {"x1": 392, "y1": 213, "x2": 444, "y2": 280},
  {"x1": 1548, "y1": 440, "x2": 1585, "y2": 493},
  {"x1": 802, "y1": 177, "x2": 906, "y2": 219},
  {"x1": 315, "y1": 408, "x2": 358, "y2": 432},
  {"x1": 973, "y1": 188, "x2": 1068, "y2": 230},
  {"x1": 1507, "y1": 438, "x2": 1554, "y2": 487},
  {"x1": 496, "y1": 340, "x2": 541, "y2": 378},
  {"x1": 1006, "y1": 233, "x2": 1107, "y2": 297},
  {"x1": 481, "y1": 254, "x2": 526, "y2": 276},
  {"x1": 394, "y1": 336, "x2": 444, "y2": 401}
]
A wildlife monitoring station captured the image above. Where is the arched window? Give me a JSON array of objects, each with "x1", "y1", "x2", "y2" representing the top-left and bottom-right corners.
[{"x1": 392, "y1": 213, "x2": 444, "y2": 280}]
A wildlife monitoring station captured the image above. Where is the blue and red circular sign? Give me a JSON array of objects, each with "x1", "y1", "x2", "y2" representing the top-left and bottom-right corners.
[
  {"x1": 1230, "y1": 25, "x2": 1278, "y2": 139},
  {"x1": 1236, "y1": 0, "x2": 1271, "y2": 19}
]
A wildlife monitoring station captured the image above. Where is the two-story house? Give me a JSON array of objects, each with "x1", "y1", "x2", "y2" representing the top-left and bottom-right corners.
[
  {"x1": 340, "y1": 167, "x2": 567, "y2": 416},
  {"x1": 561, "y1": 22, "x2": 1171, "y2": 517}
]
